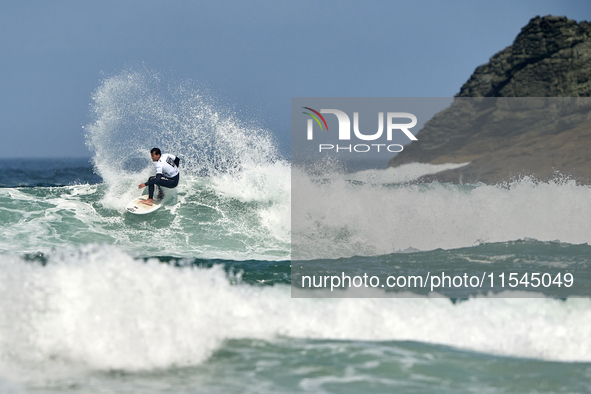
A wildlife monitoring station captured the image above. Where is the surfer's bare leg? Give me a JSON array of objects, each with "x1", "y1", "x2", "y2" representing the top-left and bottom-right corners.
[{"x1": 140, "y1": 198, "x2": 154, "y2": 206}]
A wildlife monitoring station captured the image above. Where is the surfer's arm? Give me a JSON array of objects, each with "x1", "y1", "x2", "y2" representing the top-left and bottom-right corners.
[{"x1": 144, "y1": 173, "x2": 162, "y2": 186}]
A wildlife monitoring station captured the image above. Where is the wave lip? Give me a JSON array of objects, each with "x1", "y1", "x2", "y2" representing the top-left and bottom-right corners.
[{"x1": 347, "y1": 161, "x2": 470, "y2": 184}]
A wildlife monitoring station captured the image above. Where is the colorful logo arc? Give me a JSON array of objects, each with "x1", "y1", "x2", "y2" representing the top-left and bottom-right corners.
[{"x1": 302, "y1": 107, "x2": 328, "y2": 131}]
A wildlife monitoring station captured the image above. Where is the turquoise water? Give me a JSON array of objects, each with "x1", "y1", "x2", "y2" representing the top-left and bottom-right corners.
[
  {"x1": 0, "y1": 177, "x2": 289, "y2": 260},
  {"x1": 12, "y1": 339, "x2": 591, "y2": 393}
]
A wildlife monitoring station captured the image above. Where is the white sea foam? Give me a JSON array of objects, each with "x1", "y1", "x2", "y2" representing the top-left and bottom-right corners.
[
  {"x1": 293, "y1": 172, "x2": 591, "y2": 259},
  {"x1": 0, "y1": 245, "x2": 589, "y2": 382}
]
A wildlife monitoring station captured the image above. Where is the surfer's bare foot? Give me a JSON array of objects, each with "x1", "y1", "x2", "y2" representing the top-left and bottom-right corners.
[{"x1": 140, "y1": 198, "x2": 153, "y2": 206}]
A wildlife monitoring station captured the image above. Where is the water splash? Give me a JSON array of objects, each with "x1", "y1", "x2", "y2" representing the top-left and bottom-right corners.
[{"x1": 85, "y1": 68, "x2": 285, "y2": 210}]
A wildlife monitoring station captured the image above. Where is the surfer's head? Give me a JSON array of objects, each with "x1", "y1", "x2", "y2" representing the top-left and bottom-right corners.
[{"x1": 150, "y1": 148, "x2": 161, "y2": 162}]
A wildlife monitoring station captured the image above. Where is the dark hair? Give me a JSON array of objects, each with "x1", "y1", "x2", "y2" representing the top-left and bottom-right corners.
[{"x1": 150, "y1": 148, "x2": 161, "y2": 156}]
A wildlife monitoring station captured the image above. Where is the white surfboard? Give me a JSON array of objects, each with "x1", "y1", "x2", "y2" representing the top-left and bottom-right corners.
[{"x1": 125, "y1": 196, "x2": 162, "y2": 214}]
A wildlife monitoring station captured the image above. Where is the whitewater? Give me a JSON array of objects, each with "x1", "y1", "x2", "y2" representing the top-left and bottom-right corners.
[{"x1": 1, "y1": 69, "x2": 590, "y2": 393}]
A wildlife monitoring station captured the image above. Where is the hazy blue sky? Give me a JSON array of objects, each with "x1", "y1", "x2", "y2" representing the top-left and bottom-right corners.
[{"x1": 1, "y1": 1, "x2": 590, "y2": 158}]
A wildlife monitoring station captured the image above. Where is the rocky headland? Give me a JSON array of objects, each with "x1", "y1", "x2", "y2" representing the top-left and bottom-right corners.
[{"x1": 388, "y1": 16, "x2": 591, "y2": 183}]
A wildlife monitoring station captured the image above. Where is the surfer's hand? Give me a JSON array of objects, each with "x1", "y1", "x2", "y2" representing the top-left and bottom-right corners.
[{"x1": 138, "y1": 183, "x2": 146, "y2": 189}]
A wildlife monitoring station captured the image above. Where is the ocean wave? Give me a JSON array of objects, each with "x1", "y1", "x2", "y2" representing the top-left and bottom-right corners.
[
  {"x1": 293, "y1": 173, "x2": 591, "y2": 259},
  {"x1": 0, "y1": 176, "x2": 290, "y2": 261},
  {"x1": 0, "y1": 244, "x2": 589, "y2": 380}
]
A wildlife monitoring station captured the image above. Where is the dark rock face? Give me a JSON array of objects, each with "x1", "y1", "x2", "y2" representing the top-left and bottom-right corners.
[
  {"x1": 389, "y1": 16, "x2": 591, "y2": 184},
  {"x1": 459, "y1": 16, "x2": 591, "y2": 98}
]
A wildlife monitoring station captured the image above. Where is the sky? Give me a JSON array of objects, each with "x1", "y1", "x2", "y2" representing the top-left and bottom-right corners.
[{"x1": 1, "y1": 0, "x2": 590, "y2": 159}]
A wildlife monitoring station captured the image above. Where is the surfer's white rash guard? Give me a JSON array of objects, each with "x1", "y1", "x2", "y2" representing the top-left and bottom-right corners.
[
  {"x1": 145, "y1": 153, "x2": 180, "y2": 199},
  {"x1": 154, "y1": 153, "x2": 179, "y2": 178}
]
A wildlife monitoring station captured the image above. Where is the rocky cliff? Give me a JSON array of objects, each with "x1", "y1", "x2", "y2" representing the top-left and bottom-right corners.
[{"x1": 388, "y1": 16, "x2": 591, "y2": 183}]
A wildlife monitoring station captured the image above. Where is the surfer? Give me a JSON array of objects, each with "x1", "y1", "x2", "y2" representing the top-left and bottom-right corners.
[{"x1": 138, "y1": 148, "x2": 180, "y2": 206}]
